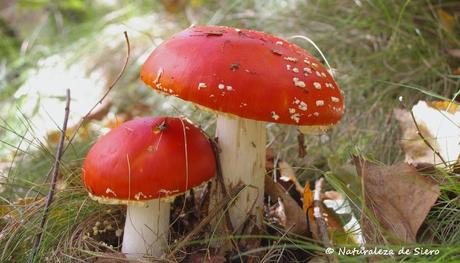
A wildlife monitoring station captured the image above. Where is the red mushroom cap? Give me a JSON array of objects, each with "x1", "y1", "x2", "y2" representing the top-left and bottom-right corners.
[
  {"x1": 141, "y1": 25, "x2": 344, "y2": 128},
  {"x1": 82, "y1": 116, "x2": 216, "y2": 204}
]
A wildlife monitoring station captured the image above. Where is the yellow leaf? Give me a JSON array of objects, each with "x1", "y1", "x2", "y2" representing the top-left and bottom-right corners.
[
  {"x1": 453, "y1": 67, "x2": 460, "y2": 75},
  {"x1": 302, "y1": 181, "x2": 313, "y2": 213},
  {"x1": 428, "y1": 100, "x2": 459, "y2": 114},
  {"x1": 437, "y1": 9, "x2": 456, "y2": 32},
  {"x1": 190, "y1": 0, "x2": 204, "y2": 8}
]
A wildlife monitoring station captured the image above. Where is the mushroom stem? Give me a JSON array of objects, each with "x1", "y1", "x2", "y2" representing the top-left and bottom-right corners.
[
  {"x1": 214, "y1": 115, "x2": 266, "y2": 232},
  {"x1": 122, "y1": 199, "x2": 170, "y2": 259}
]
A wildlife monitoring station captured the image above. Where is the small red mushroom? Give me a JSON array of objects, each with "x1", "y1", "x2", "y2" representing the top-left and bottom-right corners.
[
  {"x1": 141, "y1": 25, "x2": 345, "y2": 231},
  {"x1": 82, "y1": 116, "x2": 216, "y2": 259}
]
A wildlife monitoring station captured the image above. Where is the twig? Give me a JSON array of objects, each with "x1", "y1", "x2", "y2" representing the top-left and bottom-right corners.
[
  {"x1": 313, "y1": 178, "x2": 334, "y2": 263},
  {"x1": 408, "y1": 109, "x2": 448, "y2": 167},
  {"x1": 63, "y1": 31, "x2": 131, "y2": 153},
  {"x1": 168, "y1": 184, "x2": 245, "y2": 257},
  {"x1": 29, "y1": 89, "x2": 71, "y2": 263},
  {"x1": 197, "y1": 182, "x2": 211, "y2": 216},
  {"x1": 399, "y1": 98, "x2": 448, "y2": 167},
  {"x1": 209, "y1": 137, "x2": 235, "y2": 234},
  {"x1": 297, "y1": 131, "x2": 306, "y2": 158}
]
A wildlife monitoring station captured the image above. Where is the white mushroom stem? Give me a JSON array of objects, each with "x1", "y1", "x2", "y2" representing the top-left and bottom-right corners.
[
  {"x1": 122, "y1": 199, "x2": 170, "y2": 259},
  {"x1": 214, "y1": 115, "x2": 266, "y2": 231}
]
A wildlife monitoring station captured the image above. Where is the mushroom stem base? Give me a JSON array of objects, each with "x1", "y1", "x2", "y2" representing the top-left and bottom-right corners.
[
  {"x1": 213, "y1": 115, "x2": 266, "y2": 233},
  {"x1": 122, "y1": 199, "x2": 170, "y2": 259}
]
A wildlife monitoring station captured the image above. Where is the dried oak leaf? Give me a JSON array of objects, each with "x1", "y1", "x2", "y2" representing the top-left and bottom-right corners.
[
  {"x1": 354, "y1": 156, "x2": 440, "y2": 244},
  {"x1": 394, "y1": 101, "x2": 460, "y2": 167},
  {"x1": 265, "y1": 176, "x2": 308, "y2": 235}
]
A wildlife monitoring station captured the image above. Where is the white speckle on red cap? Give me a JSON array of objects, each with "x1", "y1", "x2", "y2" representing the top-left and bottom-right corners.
[
  {"x1": 293, "y1": 77, "x2": 306, "y2": 88},
  {"x1": 291, "y1": 113, "x2": 301, "y2": 123},
  {"x1": 198, "y1": 82, "x2": 207, "y2": 89},
  {"x1": 298, "y1": 101, "x2": 308, "y2": 111},
  {"x1": 106, "y1": 188, "x2": 117, "y2": 197},
  {"x1": 134, "y1": 192, "x2": 146, "y2": 200},
  {"x1": 271, "y1": 111, "x2": 280, "y2": 120},
  {"x1": 218, "y1": 84, "x2": 225, "y2": 90},
  {"x1": 316, "y1": 100, "x2": 325, "y2": 106},
  {"x1": 284, "y1": 57, "x2": 298, "y2": 62},
  {"x1": 313, "y1": 82, "x2": 322, "y2": 90}
]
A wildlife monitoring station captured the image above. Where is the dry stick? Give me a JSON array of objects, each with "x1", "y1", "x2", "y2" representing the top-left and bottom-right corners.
[
  {"x1": 408, "y1": 109, "x2": 449, "y2": 167},
  {"x1": 313, "y1": 178, "x2": 334, "y2": 263},
  {"x1": 29, "y1": 89, "x2": 71, "y2": 263},
  {"x1": 297, "y1": 131, "x2": 307, "y2": 158},
  {"x1": 63, "y1": 31, "x2": 131, "y2": 154},
  {"x1": 197, "y1": 182, "x2": 211, "y2": 214},
  {"x1": 168, "y1": 185, "x2": 245, "y2": 257},
  {"x1": 209, "y1": 137, "x2": 235, "y2": 235}
]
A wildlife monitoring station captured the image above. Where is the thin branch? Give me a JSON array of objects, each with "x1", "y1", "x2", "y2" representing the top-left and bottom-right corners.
[
  {"x1": 297, "y1": 130, "x2": 306, "y2": 158},
  {"x1": 408, "y1": 109, "x2": 448, "y2": 167},
  {"x1": 168, "y1": 184, "x2": 245, "y2": 257},
  {"x1": 209, "y1": 137, "x2": 235, "y2": 234},
  {"x1": 29, "y1": 89, "x2": 71, "y2": 263},
  {"x1": 63, "y1": 31, "x2": 131, "y2": 153},
  {"x1": 313, "y1": 177, "x2": 334, "y2": 263}
]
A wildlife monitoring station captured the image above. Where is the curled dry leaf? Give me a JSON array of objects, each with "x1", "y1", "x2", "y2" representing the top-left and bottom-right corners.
[
  {"x1": 393, "y1": 107, "x2": 441, "y2": 166},
  {"x1": 265, "y1": 175, "x2": 308, "y2": 235},
  {"x1": 268, "y1": 197, "x2": 287, "y2": 227},
  {"x1": 303, "y1": 183, "x2": 350, "y2": 244},
  {"x1": 353, "y1": 156, "x2": 440, "y2": 244},
  {"x1": 394, "y1": 101, "x2": 460, "y2": 167},
  {"x1": 278, "y1": 161, "x2": 304, "y2": 206}
]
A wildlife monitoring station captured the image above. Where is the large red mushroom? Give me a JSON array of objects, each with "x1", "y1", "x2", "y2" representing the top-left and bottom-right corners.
[
  {"x1": 141, "y1": 25, "x2": 344, "y2": 232},
  {"x1": 82, "y1": 116, "x2": 216, "y2": 259}
]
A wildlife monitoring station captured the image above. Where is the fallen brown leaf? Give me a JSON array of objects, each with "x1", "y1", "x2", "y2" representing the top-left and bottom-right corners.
[
  {"x1": 278, "y1": 161, "x2": 304, "y2": 206},
  {"x1": 394, "y1": 102, "x2": 460, "y2": 168},
  {"x1": 393, "y1": 108, "x2": 440, "y2": 165},
  {"x1": 354, "y1": 156, "x2": 440, "y2": 244},
  {"x1": 265, "y1": 176, "x2": 308, "y2": 235},
  {"x1": 447, "y1": 48, "x2": 460, "y2": 58},
  {"x1": 303, "y1": 181, "x2": 352, "y2": 244}
]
